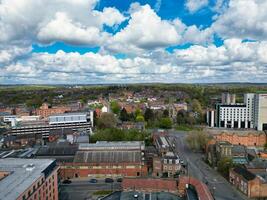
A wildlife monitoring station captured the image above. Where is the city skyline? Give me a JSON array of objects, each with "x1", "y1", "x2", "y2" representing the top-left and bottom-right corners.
[{"x1": 1, "y1": 0, "x2": 267, "y2": 84}]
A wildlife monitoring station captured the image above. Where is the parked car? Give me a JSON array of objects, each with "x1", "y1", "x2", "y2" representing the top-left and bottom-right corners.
[
  {"x1": 105, "y1": 178, "x2": 114, "y2": 183},
  {"x1": 116, "y1": 178, "x2": 123, "y2": 182},
  {"x1": 62, "y1": 179, "x2": 72, "y2": 184},
  {"x1": 89, "y1": 178, "x2": 98, "y2": 183}
]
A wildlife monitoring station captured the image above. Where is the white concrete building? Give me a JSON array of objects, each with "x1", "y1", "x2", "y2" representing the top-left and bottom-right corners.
[
  {"x1": 208, "y1": 93, "x2": 267, "y2": 130},
  {"x1": 254, "y1": 93, "x2": 267, "y2": 131}
]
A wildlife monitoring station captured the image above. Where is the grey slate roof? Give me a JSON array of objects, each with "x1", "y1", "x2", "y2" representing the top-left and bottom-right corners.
[{"x1": 74, "y1": 150, "x2": 142, "y2": 163}]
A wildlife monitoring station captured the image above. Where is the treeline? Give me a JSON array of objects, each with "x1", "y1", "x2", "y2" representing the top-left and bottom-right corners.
[
  {"x1": 90, "y1": 128, "x2": 152, "y2": 146},
  {"x1": 1, "y1": 84, "x2": 267, "y2": 108}
]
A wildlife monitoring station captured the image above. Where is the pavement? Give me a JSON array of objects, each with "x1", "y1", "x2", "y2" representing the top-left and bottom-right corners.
[
  {"x1": 59, "y1": 179, "x2": 121, "y2": 200},
  {"x1": 169, "y1": 130, "x2": 250, "y2": 200}
]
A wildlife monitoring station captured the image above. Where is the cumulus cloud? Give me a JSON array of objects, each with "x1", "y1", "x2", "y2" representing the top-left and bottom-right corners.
[
  {"x1": 0, "y1": 0, "x2": 125, "y2": 46},
  {"x1": 104, "y1": 4, "x2": 212, "y2": 54},
  {"x1": 185, "y1": 0, "x2": 209, "y2": 13},
  {"x1": 2, "y1": 39, "x2": 267, "y2": 84},
  {"x1": 0, "y1": 45, "x2": 32, "y2": 66},
  {"x1": 213, "y1": 0, "x2": 267, "y2": 40},
  {"x1": 105, "y1": 4, "x2": 181, "y2": 53}
]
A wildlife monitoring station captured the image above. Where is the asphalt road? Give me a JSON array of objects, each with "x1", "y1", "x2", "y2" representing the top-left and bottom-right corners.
[
  {"x1": 59, "y1": 180, "x2": 121, "y2": 200},
  {"x1": 169, "y1": 130, "x2": 248, "y2": 200}
]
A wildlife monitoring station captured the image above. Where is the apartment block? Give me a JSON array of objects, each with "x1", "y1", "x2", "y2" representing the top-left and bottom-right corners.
[{"x1": 0, "y1": 158, "x2": 59, "y2": 200}]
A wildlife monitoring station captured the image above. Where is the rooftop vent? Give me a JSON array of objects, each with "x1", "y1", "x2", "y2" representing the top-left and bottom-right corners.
[{"x1": 24, "y1": 163, "x2": 35, "y2": 171}]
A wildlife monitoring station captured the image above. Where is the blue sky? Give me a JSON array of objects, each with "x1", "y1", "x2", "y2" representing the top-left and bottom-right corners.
[{"x1": 1, "y1": 0, "x2": 267, "y2": 84}]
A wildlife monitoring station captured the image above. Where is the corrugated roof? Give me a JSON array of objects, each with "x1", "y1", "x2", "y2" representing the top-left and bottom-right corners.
[{"x1": 74, "y1": 150, "x2": 142, "y2": 163}]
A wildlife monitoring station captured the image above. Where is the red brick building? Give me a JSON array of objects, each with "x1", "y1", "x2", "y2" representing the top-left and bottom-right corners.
[
  {"x1": 59, "y1": 141, "x2": 148, "y2": 179},
  {"x1": 208, "y1": 129, "x2": 267, "y2": 147},
  {"x1": 229, "y1": 166, "x2": 267, "y2": 198},
  {"x1": 36, "y1": 103, "x2": 71, "y2": 118},
  {"x1": 0, "y1": 158, "x2": 59, "y2": 200}
]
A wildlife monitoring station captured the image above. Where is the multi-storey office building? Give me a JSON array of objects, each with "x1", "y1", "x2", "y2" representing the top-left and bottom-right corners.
[
  {"x1": 7, "y1": 112, "x2": 93, "y2": 141},
  {"x1": 207, "y1": 93, "x2": 267, "y2": 131},
  {"x1": 0, "y1": 158, "x2": 59, "y2": 200}
]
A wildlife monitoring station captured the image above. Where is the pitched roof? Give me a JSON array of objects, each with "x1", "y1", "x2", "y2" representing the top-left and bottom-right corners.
[
  {"x1": 74, "y1": 150, "x2": 142, "y2": 163},
  {"x1": 233, "y1": 166, "x2": 256, "y2": 181}
]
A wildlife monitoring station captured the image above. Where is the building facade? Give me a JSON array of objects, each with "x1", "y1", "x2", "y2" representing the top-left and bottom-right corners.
[
  {"x1": 0, "y1": 158, "x2": 59, "y2": 200},
  {"x1": 59, "y1": 141, "x2": 148, "y2": 179},
  {"x1": 36, "y1": 103, "x2": 71, "y2": 118},
  {"x1": 254, "y1": 93, "x2": 267, "y2": 131},
  {"x1": 211, "y1": 130, "x2": 267, "y2": 147},
  {"x1": 229, "y1": 166, "x2": 267, "y2": 198},
  {"x1": 8, "y1": 112, "x2": 93, "y2": 141},
  {"x1": 207, "y1": 93, "x2": 267, "y2": 131}
]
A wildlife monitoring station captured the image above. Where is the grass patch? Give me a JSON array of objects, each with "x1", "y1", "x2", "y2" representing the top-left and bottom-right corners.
[{"x1": 92, "y1": 190, "x2": 113, "y2": 196}]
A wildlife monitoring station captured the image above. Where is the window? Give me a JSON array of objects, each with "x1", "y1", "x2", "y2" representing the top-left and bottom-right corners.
[{"x1": 28, "y1": 190, "x2": 31, "y2": 197}]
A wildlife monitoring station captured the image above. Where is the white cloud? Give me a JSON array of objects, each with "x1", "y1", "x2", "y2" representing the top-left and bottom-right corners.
[
  {"x1": 0, "y1": 45, "x2": 32, "y2": 66},
  {"x1": 213, "y1": 0, "x2": 267, "y2": 40},
  {"x1": 2, "y1": 39, "x2": 267, "y2": 84},
  {"x1": 0, "y1": 0, "x2": 125, "y2": 46},
  {"x1": 37, "y1": 12, "x2": 109, "y2": 45},
  {"x1": 185, "y1": 0, "x2": 209, "y2": 13},
  {"x1": 105, "y1": 4, "x2": 181, "y2": 53}
]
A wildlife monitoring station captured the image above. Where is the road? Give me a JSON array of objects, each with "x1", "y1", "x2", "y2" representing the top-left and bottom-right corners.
[
  {"x1": 59, "y1": 180, "x2": 121, "y2": 200},
  {"x1": 169, "y1": 130, "x2": 248, "y2": 200}
]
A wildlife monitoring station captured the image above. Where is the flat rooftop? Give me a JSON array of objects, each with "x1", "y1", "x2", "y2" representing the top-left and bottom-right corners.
[
  {"x1": 0, "y1": 158, "x2": 55, "y2": 200},
  {"x1": 49, "y1": 112, "x2": 88, "y2": 117}
]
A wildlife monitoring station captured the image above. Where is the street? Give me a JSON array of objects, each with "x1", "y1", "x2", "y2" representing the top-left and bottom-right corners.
[
  {"x1": 169, "y1": 130, "x2": 248, "y2": 200},
  {"x1": 59, "y1": 179, "x2": 121, "y2": 200}
]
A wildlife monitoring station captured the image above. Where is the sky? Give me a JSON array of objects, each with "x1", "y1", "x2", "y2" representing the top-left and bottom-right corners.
[{"x1": 1, "y1": 0, "x2": 267, "y2": 84}]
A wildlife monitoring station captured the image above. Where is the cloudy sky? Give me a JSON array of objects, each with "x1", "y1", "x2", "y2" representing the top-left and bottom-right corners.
[{"x1": 1, "y1": 0, "x2": 267, "y2": 84}]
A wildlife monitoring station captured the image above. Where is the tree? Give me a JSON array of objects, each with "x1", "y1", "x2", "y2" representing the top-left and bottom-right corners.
[
  {"x1": 191, "y1": 99, "x2": 202, "y2": 114},
  {"x1": 217, "y1": 157, "x2": 233, "y2": 178},
  {"x1": 264, "y1": 143, "x2": 267, "y2": 151},
  {"x1": 97, "y1": 113, "x2": 117, "y2": 129},
  {"x1": 186, "y1": 131, "x2": 210, "y2": 151},
  {"x1": 176, "y1": 110, "x2": 186, "y2": 124},
  {"x1": 119, "y1": 108, "x2": 129, "y2": 121},
  {"x1": 25, "y1": 95, "x2": 43, "y2": 108},
  {"x1": 159, "y1": 117, "x2": 172, "y2": 129},
  {"x1": 163, "y1": 109, "x2": 169, "y2": 117},
  {"x1": 110, "y1": 101, "x2": 120, "y2": 114},
  {"x1": 136, "y1": 115, "x2": 145, "y2": 122},
  {"x1": 144, "y1": 108, "x2": 154, "y2": 121},
  {"x1": 135, "y1": 108, "x2": 142, "y2": 117}
]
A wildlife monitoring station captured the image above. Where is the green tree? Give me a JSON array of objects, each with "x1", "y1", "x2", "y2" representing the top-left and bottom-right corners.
[
  {"x1": 176, "y1": 110, "x2": 186, "y2": 124},
  {"x1": 136, "y1": 115, "x2": 145, "y2": 122},
  {"x1": 110, "y1": 101, "x2": 120, "y2": 114},
  {"x1": 25, "y1": 95, "x2": 43, "y2": 108},
  {"x1": 159, "y1": 117, "x2": 172, "y2": 129},
  {"x1": 191, "y1": 99, "x2": 202, "y2": 114},
  {"x1": 144, "y1": 108, "x2": 154, "y2": 121},
  {"x1": 163, "y1": 109, "x2": 169, "y2": 117},
  {"x1": 217, "y1": 157, "x2": 233, "y2": 178},
  {"x1": 119, "y1": 108, "x2": 129, "y2": 121},
  {"x1": 135, "y1": 108, "x2": 142, "y2": 117},
  {"x1": 97, "y1": 113, "x2": 117, "y2": 129}
]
